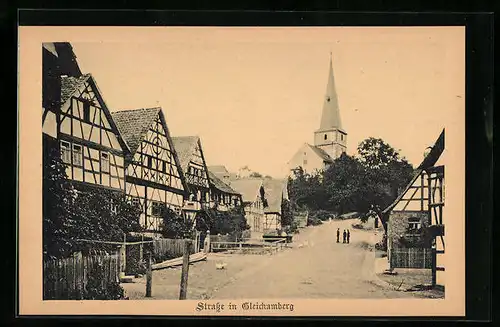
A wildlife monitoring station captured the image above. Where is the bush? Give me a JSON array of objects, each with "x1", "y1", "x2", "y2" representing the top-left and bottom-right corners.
[
  {"x1": 83, "y1": 264, "x2": 125, "y2": 300},
  {"x1": 307, "y1": 216, "x2": 323, "y2": 226},
  {"x1": 310, "y1": 209, "x2": 333, "y2": 221}
]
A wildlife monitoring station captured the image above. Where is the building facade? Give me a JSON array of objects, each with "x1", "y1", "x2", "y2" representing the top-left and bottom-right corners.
[
  {"x1": 382, "y1": 129, "x2": 445, "y2": 287},
  {"x1": 112, "y1": 107, "x2": 189, "y2": 234},
  {"x1": 172, "y1": 136, "x2": 212, "y2": 207},
  {"x1": 207, "y1": 170, "x2": 242, "y2": 212}
]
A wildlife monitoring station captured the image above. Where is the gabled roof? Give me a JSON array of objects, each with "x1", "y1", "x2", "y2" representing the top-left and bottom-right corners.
[
  {"x1": 43, "y1": 42, "x2": 83, "y2": 77},
  {"x1": 262, "y1": 178, "x2": 287, "y2": 214},
  {"x1": 208, "y1": 165, "x2": 230, "y2": 174},
  {"x1": 307, "y1": 143, "x2": 334, "y2": 163},
  {"x1": 111, "y1": 107, "x2": 161, "y2": 155},
  {"x1": 418, "y1": 129, "x2": 445, "y2": 170},
  {"x1": 382, "y1": 129, "x2": 445, "y2": 215},
  {"x1": 61, "y1": 74, "x2": 91, "y2": 105},
  {"x1": 60, "y1": 73, "x2": 131, "y2": 154},
  {"x1": 171, "y1": 136, "x2": 201, "y2": 173},
  {"x1": 208, "y1": 170, "x2": 240, "y2": 195},
  {"x1": 229, "y1": 178, "x2": 263, "y2": 203}
]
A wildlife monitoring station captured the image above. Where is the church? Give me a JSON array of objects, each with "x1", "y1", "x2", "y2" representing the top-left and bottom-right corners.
[{"x1": 287, "y1": 55, "x2": 347, "y2": 175}]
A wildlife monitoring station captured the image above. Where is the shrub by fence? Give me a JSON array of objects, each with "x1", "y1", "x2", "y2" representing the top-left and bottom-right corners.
[
  {"x1": 390, "y1": 248, "x2": 432, "y2": 269},
  {"x1": 43, "y1": 251, "x2": 122, "y2": 300},
  {"x1": 153, "y1": 238, "x2": 195, "y2": 262}
]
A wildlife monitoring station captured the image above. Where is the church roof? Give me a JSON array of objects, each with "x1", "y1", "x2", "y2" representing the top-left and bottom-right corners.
[
  {"x1": 171, "y1": 136, "x2": 201, "y2": 173},
  {"x1": 317, "y1": 55, "x2": 344, "y2": 133},
  {"x1": 307, "y1": 143, "x2": 334, "y2": 163},
  {"x1": 111, "y1": 107, "x2": 161, "y2": 156}
]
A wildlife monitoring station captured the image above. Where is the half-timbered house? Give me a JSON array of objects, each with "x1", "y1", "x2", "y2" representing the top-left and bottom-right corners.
[
  {"x1": 382, "y1": 129, "x2": 445, "y2": 287},
  {"x1": 43, "y1": 42, "x2": 83, "y2": 140},
  {"x1": 111, "y1": 108, "x2": 189, "y2": 234},
  {"x1": 262, "y1": 178, "x2": 289, "y2": 233},
  {"x1": 44, "y1": 68, "x2": 129, "y2": 192},
  {"x1": 207, "y1": 170, "x2": 242, "y2": 211},
  {"x1": 171, "y1": 136, "x2": 211, "y2": 207}
]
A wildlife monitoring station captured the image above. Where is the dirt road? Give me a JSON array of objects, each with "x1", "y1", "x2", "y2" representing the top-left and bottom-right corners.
[
  {"x1": 209, "y1": 218, "x2": 413, "y2": 299},
  {"x1": 123, "y1": 219, "x2": 414, "y2": 299}
]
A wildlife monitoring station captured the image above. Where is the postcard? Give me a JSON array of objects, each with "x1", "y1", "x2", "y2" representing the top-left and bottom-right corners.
[{"x1": 18, "y1": 25, "x2": 465, "y2": 316}]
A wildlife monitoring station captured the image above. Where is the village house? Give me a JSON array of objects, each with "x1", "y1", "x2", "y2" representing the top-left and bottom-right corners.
[
  {"x1": 111, "y1": 108, "x2": 189, "y2": 236},
  {"x1": 207, "y1": 170, "x2": 243, "y2": 212},
  {"x1": 208, "y1": 165, "x2": 237, "y2": 185},
  {"x1": 42, "y1": 42, "x2": 129, "y2": 194},
  {"x1": 382, "y1": 129, "x2": 445, "y2": 287},
  {"x1": 229, "y1": 178, "x2": 266, "y2": 238},
  {"x1": 172, "y1": 136, "x2": 212, "y2": 209},
  {"x1": 262, "y1": 178, "x2": 289, "y2": 233},
  {"x1": 288, "y1": 55, "x2": 347, "y2": 175}
]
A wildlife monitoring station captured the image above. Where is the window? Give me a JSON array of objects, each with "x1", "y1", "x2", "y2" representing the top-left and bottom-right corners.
[
  {"x1": 83, "y1": 101, "x2": 91, "y2": 122},
  {"x1": 340, "y1": 134, "x2": 344, "y2": 141},
  {"x1": 163, "y1": 161, "x2": 167, "y2": 173},
  {"x1": 408, "y1": 217, "x2": 421, "y2": 230},
  {"x1": 60, "y1": 141, "x2": 71, "y2": 164},
  {"x1": 72, "y1": 144, "x2": 82, "y2": 166},
  {"x1": 324, "y1": 134, "x2": 328, "y2": 140},
  {"x1": 101, "y1": 152, "x2": 109, "y2": 173},
  {"x1": 148, "y1": 156, "x2": 152, "y2": 168},
  {"x1": 151, "y1": 201, "x2": 165, "y2": 217},
  {"x1": 303, "y1": 159, "x2": 308, "y2": 165}
]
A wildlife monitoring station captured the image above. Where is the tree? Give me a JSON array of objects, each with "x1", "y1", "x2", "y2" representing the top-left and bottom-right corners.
[
  {"x1": 198, "y1": 206, "x2": 249, "y2": 239},
  {"x1": 280, "y1": 198, "x2": 293, "y2": 226},
  {"x1": 159, "y1": 207, "x2": 192, "y2": 239},
  {"x1": 249, "y1": 172, "x2": 263, "y2": 178},
  {"x1": 356, "y1": 138, "x2": 414, "y2": 224},
  {"x1": 43, "y1": 138, "x2": 143, "y2": 259},
  {"x1": 287, "y1": 167, "x2": 328, "y2": 212}
]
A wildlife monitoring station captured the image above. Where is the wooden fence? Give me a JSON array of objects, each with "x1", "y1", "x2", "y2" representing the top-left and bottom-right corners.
[
  {"x1": 153, "y1": 238, "x2": 195, "y2": 262},
  {"x1": 390, "y1": 248, "x2": 432, "y2": 269},
  {"x1": 43, "y1": 252, "x2": 119, "y2": 300},
  {"x1": 211, "y1": 239, "x2": 287, "y2": 254}
]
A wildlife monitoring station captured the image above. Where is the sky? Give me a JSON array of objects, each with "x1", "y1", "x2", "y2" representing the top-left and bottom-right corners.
[{"x1": 69, "y1": 27, "x2": 464, "y2": 178}]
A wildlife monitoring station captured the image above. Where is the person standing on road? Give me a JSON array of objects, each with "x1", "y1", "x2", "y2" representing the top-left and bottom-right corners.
[
  {"x1": 347, "y1": 229, "x2": 351, "y2": 244},
  {"x1": 342, "y1": 230, "x2": 346, "y2": 243},
  {"x1": 336, "y1": 228, "x2": 340, "y2": 243}
]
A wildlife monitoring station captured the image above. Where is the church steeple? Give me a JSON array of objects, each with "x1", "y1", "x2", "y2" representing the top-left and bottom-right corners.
[
  {"x1": 318, "y1": 53, "x2": 343, "y2": 132},
  {"x1": 313, "y1": 54, "x2": 347, "y2": 160}
]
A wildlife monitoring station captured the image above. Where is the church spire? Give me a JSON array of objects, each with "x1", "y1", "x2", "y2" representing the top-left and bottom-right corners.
[{"x1": 317, "y1": 54, "x2": 342, "y2": 132}]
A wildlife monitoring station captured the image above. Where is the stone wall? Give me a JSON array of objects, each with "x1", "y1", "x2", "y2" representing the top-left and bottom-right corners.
[{"x1": 387, "y1": 210, "x2": 429, "y2": 251}]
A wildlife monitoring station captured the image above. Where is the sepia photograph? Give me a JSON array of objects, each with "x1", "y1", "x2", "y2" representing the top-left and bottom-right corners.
[{"x1": 19, "y1": 25, "x2": 465, "y2": 316}]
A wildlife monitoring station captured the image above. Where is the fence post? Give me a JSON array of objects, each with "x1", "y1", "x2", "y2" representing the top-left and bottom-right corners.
[
  {"x1": 146, "y1": 252, "x2": 152, "y2": 298},
  {"x1": 179, "y1": 239, "x2": 192, "y2": 300},
  {"x1": 431, "y1": 246, "x2": 437, "y2": 287}
]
